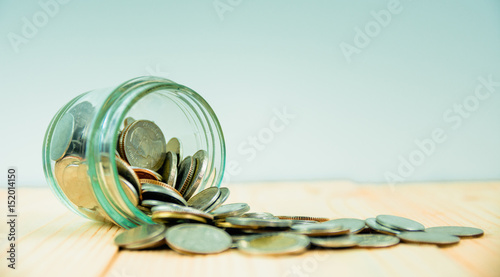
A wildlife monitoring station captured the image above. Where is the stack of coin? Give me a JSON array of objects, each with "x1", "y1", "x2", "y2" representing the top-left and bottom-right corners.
[
  {"x1": 114, "y1": 117, "x2": 215, "y2": 215},
  {"x1": 51, "y1": 102, "x2": 108, "y2": 221}
]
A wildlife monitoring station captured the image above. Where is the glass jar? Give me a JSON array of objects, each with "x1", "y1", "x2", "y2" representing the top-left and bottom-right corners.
[{"x1": 42, "y1": 76, "x2": 226, "y2": 228}]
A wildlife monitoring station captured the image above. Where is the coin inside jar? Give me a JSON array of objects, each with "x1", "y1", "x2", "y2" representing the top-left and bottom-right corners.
[{"x1": 120, "y1": 120, "x2": 166, "y2": 172}]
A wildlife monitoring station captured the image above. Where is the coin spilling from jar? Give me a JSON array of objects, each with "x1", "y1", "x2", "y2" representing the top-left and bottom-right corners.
[{"x1": 50, "y1": 107, "x2": 484, "y2": 255}]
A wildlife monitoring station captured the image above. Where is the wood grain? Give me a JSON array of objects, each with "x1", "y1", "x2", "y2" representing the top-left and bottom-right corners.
[{"x1": 1, "y1": 181, "x2": 499, "y2": 277}]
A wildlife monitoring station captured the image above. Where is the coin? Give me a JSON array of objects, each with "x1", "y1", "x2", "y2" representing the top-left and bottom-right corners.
[
  {"x1": 122, "y1": 120, "x2": 166, "y2": 171},
  {"x1": 115, "y1": 156, "x2": 141, "y2": 196},
  {"x1": 183, "y1": 150, "x2": 209, "y2": 200},
  {"x1": 166, "y1": 137, "x2": 182, "y2": 165},
  {"x1": 365, "y1": 218, "x2": 400, "y2": 235},
  {"x1": 397, "y1": 231, "x2": 460, "y2": 245},
  {"x1": 310, "y1": 235, "x2": 361, "y2": 248},
  {"x1": 291, "y1": 222, "x2": 350, "y2": 237},
  {"x1": 205, "y1": 187, "x2": 230, "y2": 212},
  {"x1": 50, "y1": 113, "x2": 75, "y2": 161},
  {"x1": 159, "y1": 151, "x2": 177, "y2": 187},
  {"x1": 376, "y1": 215, "x2": 425, "y2": 231},
  {"x1": 119, "y1": 176, "x2": 139, "y2": 206},
  {"x1": 60, "y1": 160, "x2": 97, "y2": 209},
  {"x1": 241, "y1": 212, "x2": 277, "y2": 219},
  {"x1": 237, "y1": 233, "x2": 310, "y2": 255},
  {"x1": 425, "y1": 226, "x2": 484, "y2": 238},
  {"x1": 140, "y1": 179, "x2": 180, "y2": 195},
  {"x1": 277, "y1": 216, "x2": 329, "y2": 222},
  {"x1": 165, "y1": 224, "x2": 232, "y2": 254},
  {"x1": 355, "y1": 234, "x2": 400, "y2": 248},
  {"x1": 176, "y1": 156, "x2": 196, "y2": 195},
  {"x1": 187, "y1": 187, "x2": 221, "y2": 211},
  {"x1": 68, "y1": 101, "x2": 94, "y2": 156},
  {"x1": 324, "y1": 218, "x2": 366, "y2": 234},
  {"x1": 141, "y1": 183, "x2": 187, "y2": 206},
  {"x1": 215, "y1": 221, "x2": 260, "y2": 230},
  {"x1": 141, "y1": 199, "x2": 175, "y2": 208},
  {"x1": 211, "y1": 203, "x2": 250, "y2": 219},
  {"x1": 226, "y1": 217, "x2": 293, "y2": 228},
  {"x1": 133, "y1": 167, "x2": 163, "y2": 181},
  {"x1": 124, "y1": 117, "x2": 135, "y2": 128},
  {"x1": 152, "y1": 211, "x2": 208, "y2": 224},
  {"x1": 68, "y1": 101, "x2": 94, "y2": 138},
  {"x1": 114, "y1": 224, "x2": 166, "y2": 250},
  {"x1": 151, "y1": 203, "x2": 214, "y2": 221}
]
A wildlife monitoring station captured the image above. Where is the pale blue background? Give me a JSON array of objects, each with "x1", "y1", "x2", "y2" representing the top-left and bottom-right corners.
[{"x1": 1, "y1": 0, "x2": 499, "y2": 186}]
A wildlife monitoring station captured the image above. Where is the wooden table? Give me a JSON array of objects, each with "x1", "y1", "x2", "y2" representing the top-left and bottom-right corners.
[{"x1": 1, "y1": 181, "x2": 499, "y2": 277}]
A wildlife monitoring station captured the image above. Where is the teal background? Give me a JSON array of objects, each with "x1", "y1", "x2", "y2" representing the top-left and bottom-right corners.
[{"x1": 1, "y1": 0, "x2": 499, "y2": 186}]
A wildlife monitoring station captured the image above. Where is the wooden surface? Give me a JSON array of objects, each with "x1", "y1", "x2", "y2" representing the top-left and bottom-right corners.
[{"x1": 1, "y1": 181, "x2": 500, "y2": 277}]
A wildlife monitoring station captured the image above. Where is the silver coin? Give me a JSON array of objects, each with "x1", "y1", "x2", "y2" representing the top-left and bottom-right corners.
[
  {"x1": 187, "y1": 187, "x2": 221, "y2": 211},
  {"x1": 241, "y1": 212, "x2": 277, "y2": 219},
  {"x1": 310, "y1": 235, "x2": 361, "y2": 248},
  {"x1": 50, "y1": 113, "x2": 75, "y2": 161},
  {"x1": 141, "y1": 183, "x2": 187, "y2": 206},
  {"x1": 398, "y1": 231, "x2": 460, "y2": 245},
  {"x1": 376, "y1": 215, "x2": 425, "y2": 231},
  {"x1": 119, "y1": 176, "x2": 139, "y2": 206},
  {"x1": 226, "y1": 217, "x2": 293, "y2": 228},
  {"x1": 114, "y1": 224, "x2": 166, "y2": 250},
  {"x1": 123, "y1": 120, "x2": 166, "y2": 172},
  {"x1": 425, "y1": 226, "x2": 484, "y2": 238},
  {"x1": 205, "y1": 187, "x2": 230, "y2": 212},
  {"x1": 183, "y1": 150, "x2": 209, "y2": 200},
  {"x1": 68, "y1": 101, "x2": 94, "y2": 138},
  {"x1": 237, "y1": 233, "x2": 310, "y2": 255},
  {"x1": 356, "y1": 234, "x2": 400, "y2": 248},
  {"x1": 151, "y1": 203, "x2": 214, "y2": 222},
  {"x1": 324, "y1": 218, "x2": 366, "y2": 234},
  {"x1": 292, "y1": 222, "x2": 350, "y2": 236},
  {"x1": 175, "y1": 156, "x2": 196, "y2": 194},
  {"x1": 124, "y1": 117, "x2": 136, "y2": 128},
  {"x1": 165, "y1": 224, "x2": 232, "y2": 254},
  {"x1": 166, "y1": 137, "x2": 182, "y2": 166},
  {"x1": 141, "y1": 199, "x2": 174, "y2": 208},
  {"x1": 290, "y1": 220, "x2": 319, "y2": 225},
  {"x1": 116, "y1": 156, "x2": 141, "y2": 194},
  {"x1": 68, "y1": 101, "x2": 94, "y2": 156},
  {"x1": 365, "y1": 218, "x2": 400, "y2": 235},
  {"x1": 211, "y1": 203, "x2": 250, "y2": 219},
  {"x1": 160, "y1": 151, "x2": 178, "y2": 187}
]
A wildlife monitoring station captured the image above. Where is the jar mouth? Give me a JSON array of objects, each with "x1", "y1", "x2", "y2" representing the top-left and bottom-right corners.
[{"x1": 87, "y1": 76, "x2": 226, "y2": 228}]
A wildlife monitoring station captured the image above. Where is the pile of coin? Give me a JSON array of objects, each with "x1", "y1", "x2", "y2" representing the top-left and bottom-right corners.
[
  {"x1": 114, "y1": 189, "x2": 484, "y2": 254},
  {"x1": 49, "y1": 108, "x2": 484, "y2": 255},
  {"x1": 51, "y1": 107, "x2": 215, "y2": 223}
]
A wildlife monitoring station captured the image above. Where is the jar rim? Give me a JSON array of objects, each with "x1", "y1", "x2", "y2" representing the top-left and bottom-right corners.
[{"x1": 86, "y1": 76, "x2": 226, "y2": 228}]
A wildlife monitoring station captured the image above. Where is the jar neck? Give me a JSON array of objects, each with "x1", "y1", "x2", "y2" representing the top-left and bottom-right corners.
[{"x1": 87, "y1": 76, "x2": 226, "y2": 228}]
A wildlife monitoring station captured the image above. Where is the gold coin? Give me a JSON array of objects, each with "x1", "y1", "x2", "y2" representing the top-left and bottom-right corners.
[
  {"x1": 152, "y1": 211, "x2": 208, "y2": 224},
  {"x1": 237, "y1": 233, "x2": 310, "y2": 255}
]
